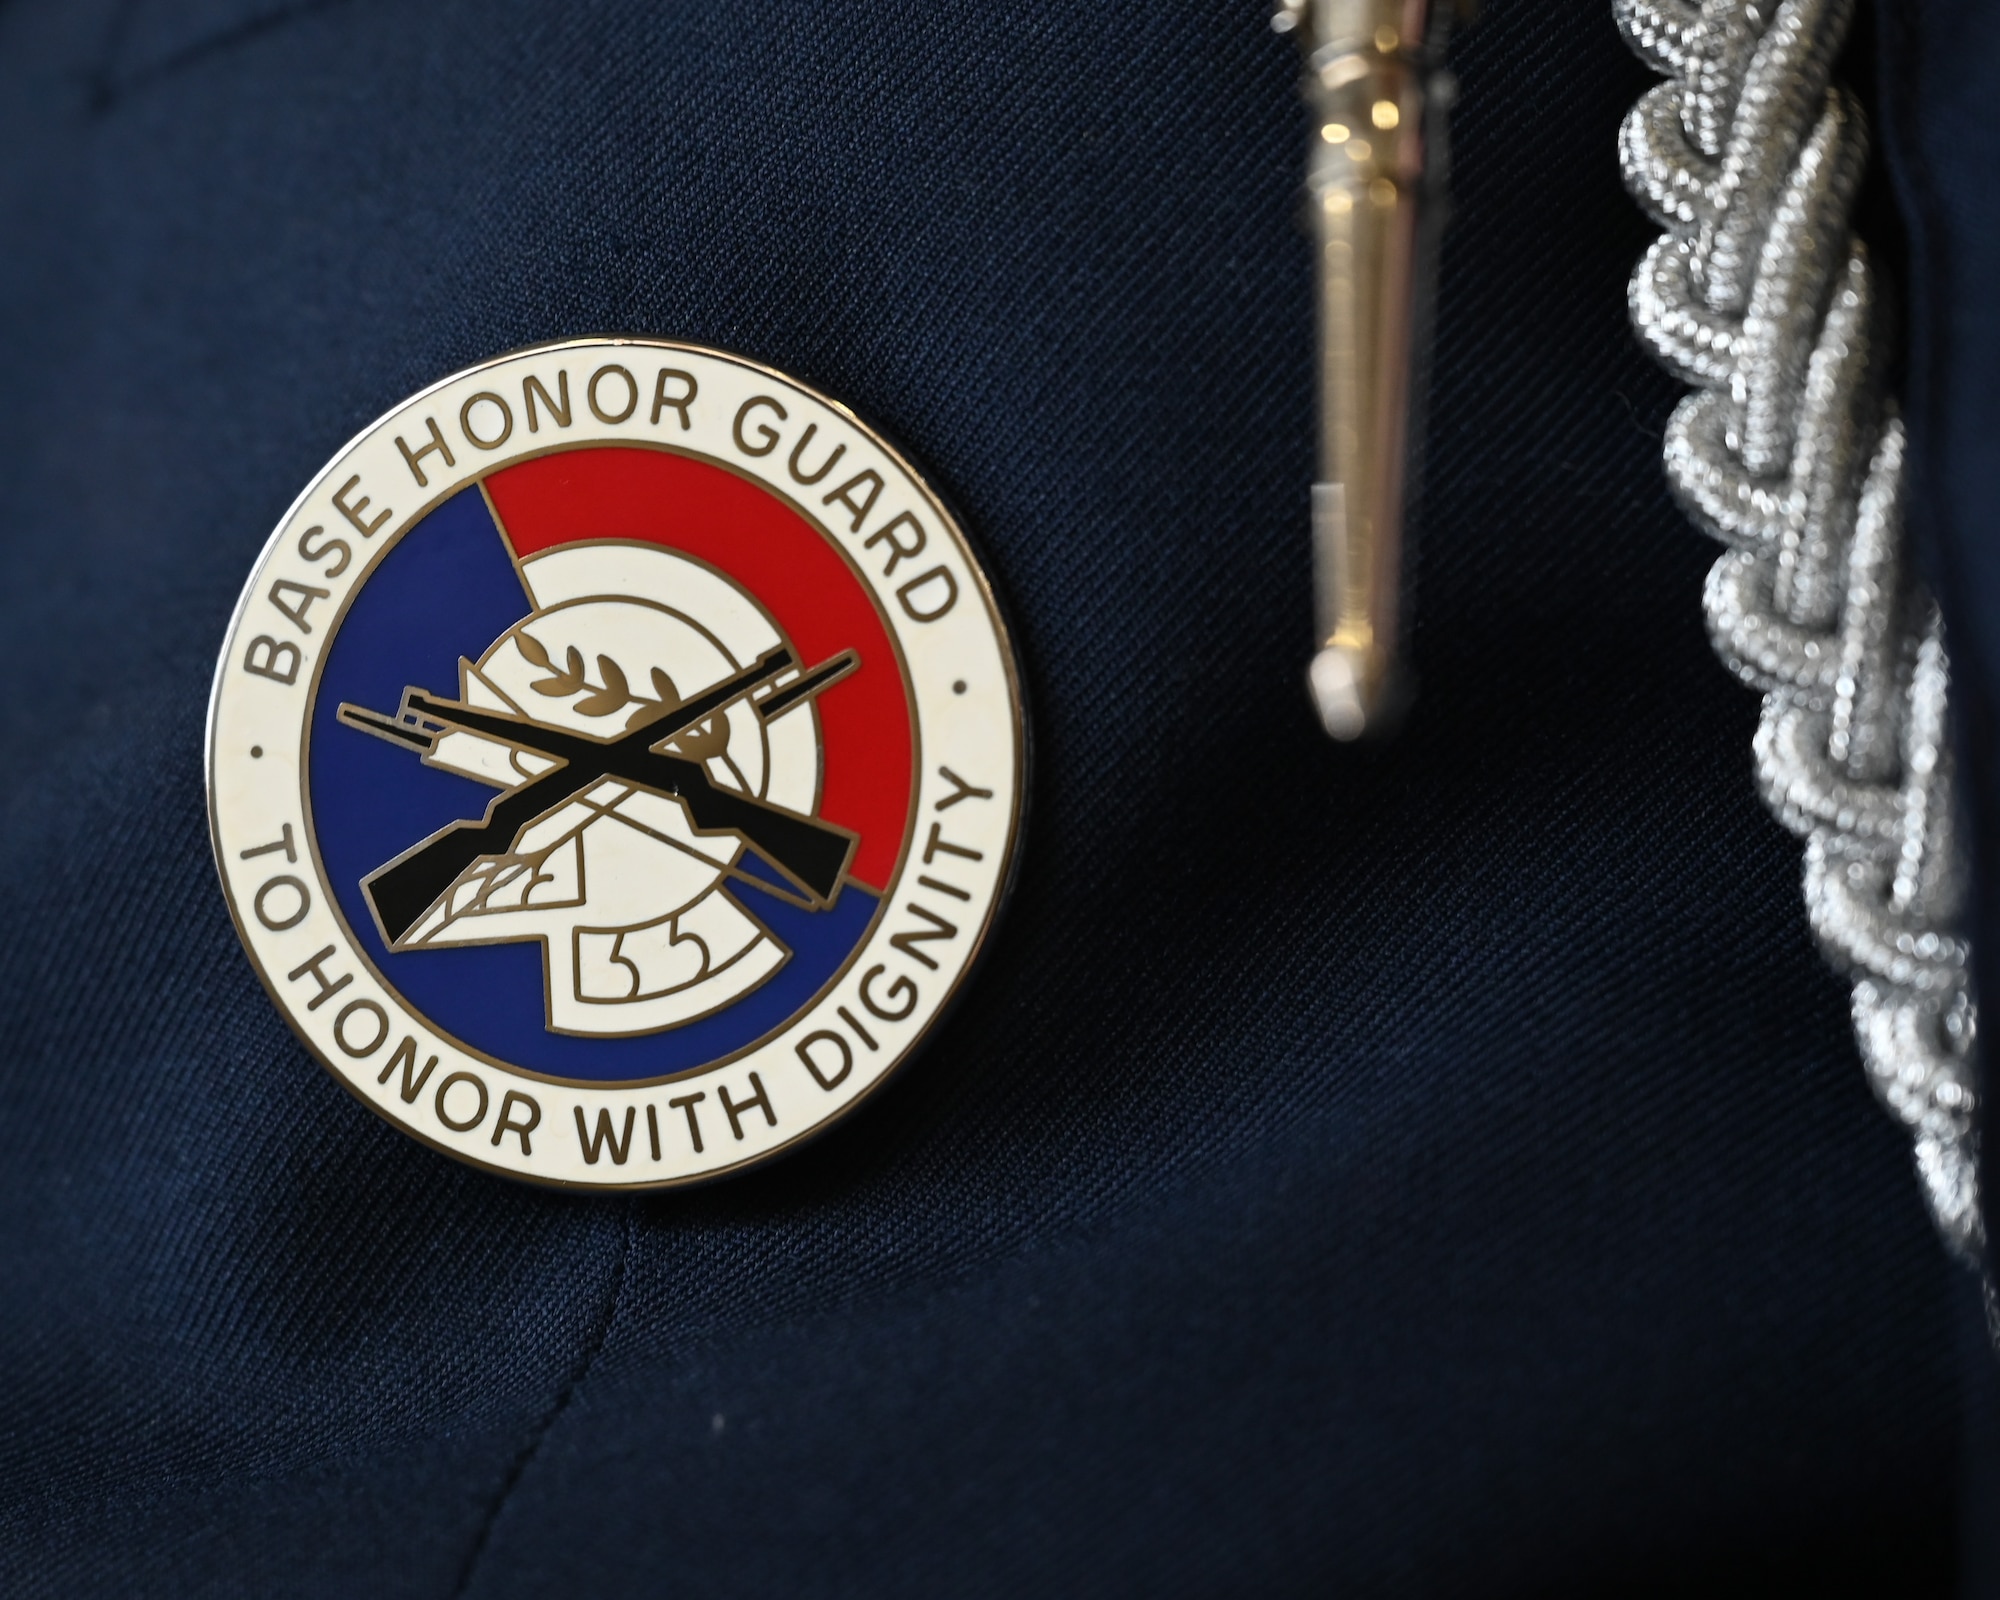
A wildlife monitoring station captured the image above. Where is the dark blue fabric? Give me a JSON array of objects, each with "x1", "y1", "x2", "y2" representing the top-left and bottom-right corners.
[{"x1": 0, "y1": 0, "x2": 1982, "y2": 1592}]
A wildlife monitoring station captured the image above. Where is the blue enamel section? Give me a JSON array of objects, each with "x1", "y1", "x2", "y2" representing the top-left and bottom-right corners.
[{"x1": 307, "y1": 487, "x2": 877, "y2": 1084}]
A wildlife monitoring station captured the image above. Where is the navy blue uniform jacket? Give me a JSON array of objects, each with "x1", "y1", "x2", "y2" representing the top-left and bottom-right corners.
[{"x1": 0, "y1": 0, "x2": 1993, "y2": 1592}]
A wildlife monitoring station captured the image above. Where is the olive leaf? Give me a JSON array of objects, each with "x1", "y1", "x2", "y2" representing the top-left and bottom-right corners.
[
  {"x1": 528, "y1": 637, "x2": 587, "y2": 697},
  {"x1": 574, "y1": 653, "x2": 631, "y2": 717},
  {"x1": 515, "y1": 631, "x2": 553, "y2": 670},
  {"x1": 627, "y1": 667, "x2": 682, "y2": 729}
]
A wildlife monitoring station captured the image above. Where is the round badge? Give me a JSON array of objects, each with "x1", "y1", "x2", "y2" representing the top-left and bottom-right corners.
[{"x1": 208, "y1": 339, "x2": 1025, "y2": 1187}]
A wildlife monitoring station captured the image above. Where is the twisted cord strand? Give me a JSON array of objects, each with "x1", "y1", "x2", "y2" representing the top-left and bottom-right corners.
[{"x1": 1615, "y1": 0, "x2": 1987, "y2": 1274}]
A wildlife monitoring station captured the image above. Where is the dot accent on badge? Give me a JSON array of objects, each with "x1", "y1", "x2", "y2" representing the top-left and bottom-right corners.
[
  {"x1": 250, "y1": 745, "x2": 263, "y2": 758},
  {"x1": 953, "y1": 680, "x2": 967, "y2": 695}
]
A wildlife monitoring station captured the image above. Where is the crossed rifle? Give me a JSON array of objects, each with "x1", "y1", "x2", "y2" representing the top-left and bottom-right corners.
[{"x1": 337, "y1": 645, "x2": 860, "y2": 945}]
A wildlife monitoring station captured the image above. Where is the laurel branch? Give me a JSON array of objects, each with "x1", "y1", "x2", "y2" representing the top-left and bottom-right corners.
[{"x1": 514, "y1": 629, "x2": 730, "y2": 757}]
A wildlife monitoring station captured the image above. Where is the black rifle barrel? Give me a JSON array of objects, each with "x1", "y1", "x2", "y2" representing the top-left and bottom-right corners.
[{"x1": 356, "y1": 648, "x2": 857, "y2": 943}]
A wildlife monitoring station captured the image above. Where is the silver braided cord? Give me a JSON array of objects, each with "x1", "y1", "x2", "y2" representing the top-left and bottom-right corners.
[{"x1": 1615, "y1": 0, "x2": 1988, "y2": 1270}]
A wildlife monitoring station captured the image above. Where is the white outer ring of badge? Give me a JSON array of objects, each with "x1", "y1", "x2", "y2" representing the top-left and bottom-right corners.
[{"x1": 206, "y1": 338, "x2": 1026, "y2": 1190}]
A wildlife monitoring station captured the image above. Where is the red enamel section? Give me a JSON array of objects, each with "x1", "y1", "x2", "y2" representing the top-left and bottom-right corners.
[{"x1": 483, "y1": 446, "x2": 911, "y2": 889}]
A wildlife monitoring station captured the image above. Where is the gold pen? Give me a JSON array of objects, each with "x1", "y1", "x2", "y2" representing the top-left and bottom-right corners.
[{"x1": 1275, "y1": 0, "x2": 1459, "y2": 739}]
